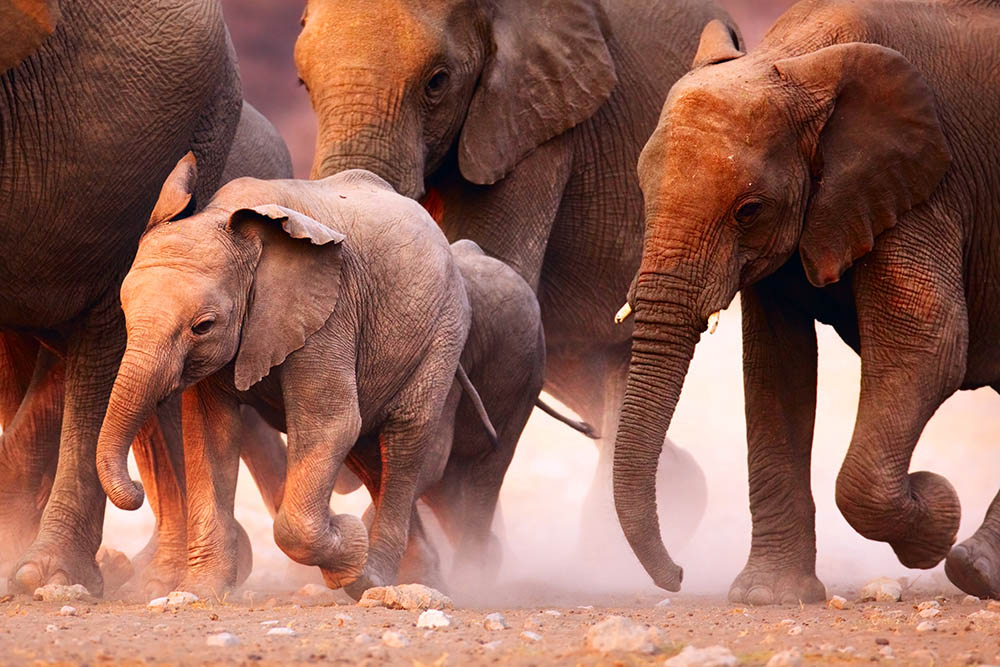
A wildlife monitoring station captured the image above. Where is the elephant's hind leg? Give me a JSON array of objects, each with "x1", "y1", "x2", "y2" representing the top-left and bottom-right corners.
[
  {"x1": 946, "y1": 488, "x2": 1000, "y2": 599},
  {"x1": 728, "y1": 279, "x2": 826, "y2": 606}
]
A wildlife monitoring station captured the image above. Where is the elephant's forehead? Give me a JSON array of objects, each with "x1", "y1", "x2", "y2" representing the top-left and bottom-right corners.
[{"x1": 135, "y1": 219, "x2": 228, "y2": 271}]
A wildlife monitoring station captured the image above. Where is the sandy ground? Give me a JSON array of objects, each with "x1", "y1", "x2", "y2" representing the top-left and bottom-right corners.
[{"x1": 3, "y1": 585, "x2": 1000, "y2": 666}]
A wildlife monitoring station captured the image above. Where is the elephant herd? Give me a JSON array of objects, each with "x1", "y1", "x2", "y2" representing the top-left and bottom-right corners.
[{"x1": 1, "y1": 0, "x2": 999, "y2": 607}]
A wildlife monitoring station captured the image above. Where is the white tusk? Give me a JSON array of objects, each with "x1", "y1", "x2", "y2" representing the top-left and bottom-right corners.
[
  {"x1": 707, "y1": 311, "x2": 721, "y2": 334},
  {"x1": 614, "y1": 302, "x2": 633, "y2": 325}
]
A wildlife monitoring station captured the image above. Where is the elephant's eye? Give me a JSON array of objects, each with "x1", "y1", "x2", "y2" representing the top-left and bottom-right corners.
[
  {"x1": 734, "y1": 200, "x2": 764, "y2": 225},
  {"x1": 191, "y1": 317, "x2": 216, "y2": 336},
  {"x1": 425, "y1": 68, "x2": 450, "y2": 99}
]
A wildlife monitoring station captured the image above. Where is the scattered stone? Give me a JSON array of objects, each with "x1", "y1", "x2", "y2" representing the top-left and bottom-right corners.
[
  {"x1": 916, "y1": 600, "x2": 940, "y2": 611},
  {"x1": 59, "y1": 605, "x2": 77, "y2": 617},
  {"x1": 520, "y1": 630, "x2": 542, "y2": 642},
  {"x1": 206, "y1": 632, "x2": 240, "y2": 647},
  {"x1": 838, "y1": 646, "x2": 857, "y2": 655},
  {"x1": 543, "y1": 609, "x2": 562, "y2": 616},
  {"x1": 778, "y1": 619, "x2": 796, "y2": 626},
  {"x1": 33, "y1": 584, "x2": 91, "y2": 603},
  {"x1": 45, "y1": 624, "x2": 58, "y2": 632},
  {"x1": 656, "y1": 598, "x2": 672, "y2": 608},
  {"x1": 918, "y1": 607, "x2": 941, "y2": 619},
  {"x1": 916, "y1": 621, "x2": 936, "y2": 632},
  {"x1": 874, "y1": 638, "x2": 890, "y2": 646},
  {"x1": 766, "y1": 649, "x2": 803, "y2": 667},
  {"x1": 417, "y1": 609, "x2": 452, "y2": 629},
  {"x1": 381, "y1": 630, "x2": 410, "y2": 648},
  {"x1": 963, "y1": 595, "x2": 981, "y2": 605},
  {"x1": 358, "y1": 584, "x2": 453, "y2": 611},
  {"x1": 577, "y1": 605, "x2": 594, "y2": 610},
  {"x1": 664, "y1": 645, "x2": 738, "y2": 667},
  {"x1": 859, "y1": 577, "x2": 902, "y2": 602},
  {"x1": 333, "y1": 612, "x2": 352, "y2": 626},
  {"x1": 95, "y1": 547, "x2": 134, "y2": 595},
  {"x1": 878, "y1": 646, "x2": 895, "y2": 659},
  {"x1": 291, "y1": 583, "x2": 338, "y2": 607},
  {"x1": 908, "y1": 649, "x2": 938, "y2": 666},
  {"x1": 147, "y1": 597, "x2": 169, "y2": 611},
  {"x1": 482, "y1": 640, "x2": 502, "y2": 651},
  {"x1": 260, "y1": 620, "x2": 279, "y2": 626},
  {"x1": 828, "y1": 595, "x2": 849, "y2": 610},
  {"x1": 483, "y1": 612, "x2": 508, "y2": 631},
  {"x1": 585, "y1": 615, "x2": 663, "y2": 654},
  {"x1": 266, "y1": 627, "x2": 296, "y2": 637},
  {"x1": 968, "y1": 610, "x2": 1000, "y2": 621},
  {"x1": 354, "y1": 633, "x2": 372, "y2": 644},
  {"x1": 147, "y1": 591, "x2": 198, "y2": 611},
  {"x1": 786, "y1": 625, "x2": 803, "y2": 636}
]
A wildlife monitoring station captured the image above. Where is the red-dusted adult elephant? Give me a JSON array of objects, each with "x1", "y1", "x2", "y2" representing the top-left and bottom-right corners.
[{"x1": 613, "y1": 0, "x2": 1000, "y2": 603}]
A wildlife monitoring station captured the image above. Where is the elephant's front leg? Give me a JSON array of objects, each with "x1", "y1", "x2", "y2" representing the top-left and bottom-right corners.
[
  {"x1": 947, "y1": 487, "x2": 1000, "y2": 599},
  {"x1": 12, "y1": 295, "x2": 124, "y2": 595},
  {"x1": 836, "y1": 237, "x2": 966, "y2": 569},
  {"x1": 176, "y1": 382, "x2": 250, "y2": 595},
  {"x1": 729, "y1": 280, "x2": 826, "y2": 605}
]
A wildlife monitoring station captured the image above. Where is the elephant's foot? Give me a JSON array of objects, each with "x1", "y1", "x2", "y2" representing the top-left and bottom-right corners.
[
  {"x1": 0, "y1": 501, "x2": 42, "y2": 581},
  {"x1": 886, "y1": 472, "x2": 961, "y2": 569},
  {"x1": 177, "y1": 521, "x2": 252, "y2": 598},
  {"x1": 945, "y1": 532, "x2": 1000, "y2": 600},
  {"x1": 341, "y1": 569, "x2": 386, "y2": 601},
  {"x1": 728, "y1": 562, "x2": 826, "y2": 606},
  {"x1": 95, "y1": 547, "x2": 134, "y2": 597},
  {"x1": 121, "y1": 536, "x2": 186, "y2": 600},
  {"x1": 12, "y1": 539, "x2": 102, "y2": 596}
]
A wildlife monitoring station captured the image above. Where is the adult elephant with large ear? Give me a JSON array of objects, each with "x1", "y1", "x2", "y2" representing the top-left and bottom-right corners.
[
  {"x1": 295, "y1": 0, "x2": 727, "y2": 564},
  {"x1": 0, "y1": 0, "x2": 242, "y2": 595},
  {"x1": 615, "y1": 0, "x2": 1000, "y2": 602}
]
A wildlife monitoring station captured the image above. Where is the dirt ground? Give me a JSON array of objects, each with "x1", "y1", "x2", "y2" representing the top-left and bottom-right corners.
[{"x1": 3, "y1": 582, "x2": 1000, "y2": 666}]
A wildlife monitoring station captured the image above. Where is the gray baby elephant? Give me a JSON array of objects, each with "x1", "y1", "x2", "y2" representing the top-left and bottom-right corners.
[{"x1": 96, "y1": 158, "x2": 483, "y2": 595}]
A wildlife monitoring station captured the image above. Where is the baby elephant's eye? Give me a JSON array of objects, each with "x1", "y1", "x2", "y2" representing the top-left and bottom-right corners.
[
  {"x1": 191, "y1": 317, "x2": 216, "y2": 336},
  {"x1": 734, "y1": 200, "x2": 764, "y2": 225}
]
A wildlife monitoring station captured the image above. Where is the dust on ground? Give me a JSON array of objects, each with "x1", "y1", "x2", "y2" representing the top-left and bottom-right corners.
[{"x1": 2, "y1": 583, "x2": 999, "y2": 666}]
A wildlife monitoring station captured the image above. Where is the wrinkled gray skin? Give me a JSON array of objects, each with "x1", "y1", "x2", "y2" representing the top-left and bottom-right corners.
[
  {"x1": 613, "y1": 0, "x2": 1000, "y2": 603},
  {"x1": 97, "y1": 165, "x2": 472, "y2": 596},
  {"x1": 0, "y1": 0, "x2": 241, "y2": 595},
  {"x1": 295, "y1": 0, "x2": 723, "y2": 561},
  {"x1": 388, "y1": 239, "x2": 546, "y2": 592}
]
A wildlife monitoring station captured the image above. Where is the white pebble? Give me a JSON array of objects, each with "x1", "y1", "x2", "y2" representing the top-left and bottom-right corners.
[
  {"x1": 916, "y1": 621, "x2": 936, "y2": 632},
  {"x1": 382, "y1": 630, "x2": 410, "y2": 647},
  {"x1": 916, "y1": 600, "x2": 940, "y2": 611},
  {"x1": 483, "y1": 612, "x2": 508, "y2": 631},
  {"x1": 59, "y1": 606, "x2": 77, "y2": 617},
  {"x1": 45, "y1": 624, "x2": 58, "y2": 633},
  {"x1": 656, "y1": 598, "x2": 672, "y2": 607},
  {"x1": 918, "y1": 607, "x2": 941, "y2": 619},
  {"x1": 417, "y1": 609, "x2": 452, "y2": 628},
  {"x1": 520, "y1": 630, "x2": 542, "y2": 642},
  {"x1": 787, "y1": 625, "x2": 803, "y2": 636},
  {"x1": 260, "y1": 620, "x2": 279, "y2": 626},
  {"x1": 266, "y1": 627, "x2": 296, "y2": 637},
  {"x1": 766, "y1": 649, "x2": 803, "y2": 667},
  {"x1": 859, "y1": 577, "x2": 902, "y2": 602},
  {"x1": 354, "y1": 633, "x2": 372, "y2": 644},
  {"x1": 827, "y1": 595, "x2": 848, "y2": 610},
  {"x1": 962, "y1": 594, "x2": 980, "y2": 605},
  {"x1": 543, "y1": 609, "x2": 561, "y2": 616},
  {"x1": 206, "y1": 632, "x2": 240, "y2": 647},
  {"x1": 778, "y1": 618, "x2": 797, "y2": 626},
  {"x1": 665, "y1": 645, "x2": 739, "y2": 667}
]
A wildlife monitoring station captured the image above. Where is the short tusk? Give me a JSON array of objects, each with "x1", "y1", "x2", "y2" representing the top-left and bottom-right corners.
[
  {"x1": 614, "y1": 302, "x2": 633, "y2": 325},
  {"x1": 707, "y1": 311, "x2": 721, "y2": 335}
]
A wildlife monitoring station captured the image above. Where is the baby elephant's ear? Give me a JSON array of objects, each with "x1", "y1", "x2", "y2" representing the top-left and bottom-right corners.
[
  {"x1": 228, "y1": 204, "x2": 346, "y2": 391},
  {"x1": 148, "y1": 152, "x2": 198, "y2": 230}
]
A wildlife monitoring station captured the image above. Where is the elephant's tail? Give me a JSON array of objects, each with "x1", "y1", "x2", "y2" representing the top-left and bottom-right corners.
[
  {"x1": 534, "y1": 398, "x2": 600, "y2": 439},
  {"x1": 456, "y1": 364, "x2": 500, "y2": 450}
]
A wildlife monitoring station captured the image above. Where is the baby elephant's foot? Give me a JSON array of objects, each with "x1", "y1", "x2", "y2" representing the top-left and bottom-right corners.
[
  {"x1": 946, "y1": 532, "x2": 1000, "y2": 599},
  {"x1": 342, "y1": 570, "x2": 388, "y2": 601},
  {"x1": 729, "y1": 563, "x2": 826, "y2": 606}
]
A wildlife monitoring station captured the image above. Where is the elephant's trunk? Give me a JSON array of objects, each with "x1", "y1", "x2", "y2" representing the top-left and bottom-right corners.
[
  {"x1": 97, "y1": 346, "x2": 175, "y2": 511},
  {"x1": 613, "y1": 273, "x2": 703, "y2": 591}
]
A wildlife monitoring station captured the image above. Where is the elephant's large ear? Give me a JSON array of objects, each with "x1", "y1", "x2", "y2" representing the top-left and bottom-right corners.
[
  {"x1": 227, "y1": 204, "x2": 346, "y2": 391},
  {"x1": 0, "y1": 0, "x2": 60, "y2": 73},
  {"x1": 148, "y1": 152, "x2": 198, "y2": 230},
  {"x1": 457, "y1": 0, "x2": 617, "y2": 185},
  {"x1": 691, "y1": 19, "x2": 744, "y2": 69},
  {"x1": 774, "y1": 43, "x2": 951, "y2": 287}
]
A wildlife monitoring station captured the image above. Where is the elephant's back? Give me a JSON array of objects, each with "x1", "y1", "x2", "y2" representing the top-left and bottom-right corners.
[{"x1": 0, "y1": 0, "x2": 236, "y2": 328}]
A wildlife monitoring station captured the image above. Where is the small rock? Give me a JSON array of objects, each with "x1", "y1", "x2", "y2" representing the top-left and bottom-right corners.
[
  {"x1": 59, "y1": 606, "x2": 77, "y2": 617},
  {"x1": 266, "y1": 627, "x2": 296, "y2": 637},
  {"x1": 206, "y1": 632, "x2": 240, "y2": 647},
  {"x1": 918, "y1": 607, "x2": 941, "y2": 619},
  {"x1": 543, "y1": 609, "x2": 562, "y2": 616},
  {"x1": 988, "y1": 600, "x2": 1000, "y2": 612},
  {"x1": 577, "y1": 605, "x2": 594, "y2": 610},
  {"x1": 292, "y1": 583, "x2": 338, "y2": 607},
  {"x1": 916, "y1": 621, "x2": 936, "y2": 632},
  {"x1": 354, "y1": 633, "x2": 372, "y2": 644},
  {"x1": 766, "y1": 649, "x2": 803, "y2": 667},
  {"x1": 875, "y1": 638, "x2": 890, "y2": 646},
  {"x1": 482, "y1": 640, "x2": 502, "y2": 651},
  {"x1": 484, "y1": 612, "x2": 508, "y2": 631},
  {"x1": 916, "y1": 600, "x2": 940, "y2": 611},
  {"x1": 45, "y1": 624, "x2": 58, "y2": 632},
  {"x1": 969, "y1": 610, "x2": 1000, "y2": 621},
  {"x1": 778, "y1": 619, "x2": 796, "y2": 626},
  {"x1": 859, "y1": 577, "x2": 902, "y2": 602},
  {"x1": 520, "y1": 630, "x2": 542, "y2": 642},
  {"x1": 147, "y1": 597, "x2": 169, "y2": 611},
  {"x1": 381, "y1": 630, "x2": 410, "y2": 648},
  {"x1": 787, "y1": 625, "x2": 803, "y2": 636},
  {"x1": 838, "y1": 646, "x2": 857, "y2": 655},
  {"x1": 260, "y1": 620, "x2": 280, "y2": 626},
  {"x1": 334, "y1": 612, "x2": 351, "y2": 626},
  {"x1": 827, "y1": 595, "x2": 848, "y2": 610},
  {"x1": 664, "y1": 645, "x2": 739, "y2": 667},
  {"x1": 656, "y1": 598, "x2": 672, "y2": 608},
  {"x1": 358, "y1": 584, "x2": 453, "y2": 611},
  {"x1": 417, "y1": 609, "x2": 452, "y2": 629},
  {"x1": 33, "y1": 584, "x2": 91, "y2": 603},
  {"x1": 879, "y1": 645, "x2": 895, "y2": 658},
  {"x1": 908, "y1": 649, "x2": 938, "y2": 666},
  {"x1": 585, "y1": 615, "x2": 662, "y2": 654},
  {"x1": 962, "y1": 595, "x2": 980, "y2": 605}
]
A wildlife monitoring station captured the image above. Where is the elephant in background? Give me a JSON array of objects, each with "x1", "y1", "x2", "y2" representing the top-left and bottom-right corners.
[
  {"x1": 0, "y1": 0, "x2": 243, "y2": 595},
  {"x1": 612, "y1": 0, "x2": 1000, "y2": 602},
  {"x1": 294, "y1": 0, "x2": 720, "y2": 562}
]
